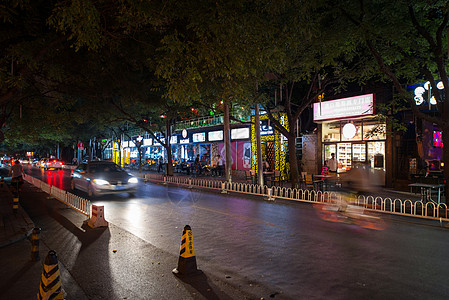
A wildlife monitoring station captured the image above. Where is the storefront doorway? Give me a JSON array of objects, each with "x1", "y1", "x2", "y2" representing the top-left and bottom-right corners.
[{"x1": 324, "y1": 141, "x2": 385, "y2": 173}]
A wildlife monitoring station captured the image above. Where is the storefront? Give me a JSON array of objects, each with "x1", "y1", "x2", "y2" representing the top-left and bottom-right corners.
[
  {"x1": 174, "y1": 126, "x2": 251, "y2": 170},
  {"x1": 250, "y1": 112, "x2": 289, "y2": 179},
  {"x1": 314, "y1": 94, "x2": 386, "y2": 181}
]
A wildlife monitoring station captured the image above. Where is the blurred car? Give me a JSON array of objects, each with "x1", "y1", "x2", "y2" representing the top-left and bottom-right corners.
[
  {"x1": 43, "y1": 159, "x2": 64, "y2": 170},
  {"x1": 20, "y1": 158, "x2": 31, "y2": 164},
  {"x1": 70, "y1": 161, "x2": 138, "y2": 197},
  {"x1": 31, "y1": 158, "x2": 40, "y2": 167},
  {"x1": 38, "y1": 158, "x2": 49, "y2": 168}
]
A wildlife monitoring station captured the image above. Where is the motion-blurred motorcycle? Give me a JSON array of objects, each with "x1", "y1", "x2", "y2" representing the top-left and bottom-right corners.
[{"x1": 314, "y1": 193, "x2": 387, "y2": 230}]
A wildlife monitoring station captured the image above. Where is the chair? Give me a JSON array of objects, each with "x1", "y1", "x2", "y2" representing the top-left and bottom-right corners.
[
  {"x1": 304, "y1": 174, "x2": 315, "y2": 190},
  {"x1": 271, "y1": 170, "x2": 281, "y2": 186},
  {"x1": 250, "y1": 169, "x2": 256, "y2": 184},
  {"x1": 245, "y1": 170, "x2": 253, "y2": 184}
]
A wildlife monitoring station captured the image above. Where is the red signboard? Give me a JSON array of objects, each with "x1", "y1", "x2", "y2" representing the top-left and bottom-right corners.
[{"x1": 78, "y1": 142, "x2": 84, "y2": 150}]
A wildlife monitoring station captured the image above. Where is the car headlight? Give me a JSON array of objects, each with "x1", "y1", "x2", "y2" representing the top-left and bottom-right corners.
[
  {"x1": 128, "y1": 177, "x2": 138, "y2": 184},
  {"x1": 93, "y1": 179, "x2": 109, "y2": 185}
]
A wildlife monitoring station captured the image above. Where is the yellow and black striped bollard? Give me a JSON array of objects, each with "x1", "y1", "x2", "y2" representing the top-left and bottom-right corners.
[
  {"x1": 37, "y1": 250, "x2": 64, "y2": 300},
  {"x1": 31, "y1": 228, "x2": 41, "y2": 261},
  {"x1": 12, "y1": 196, "x2": 19, "y2": 214},
  {"x1": 172, "y1": 225, "x2": 202, "y2": 276}
]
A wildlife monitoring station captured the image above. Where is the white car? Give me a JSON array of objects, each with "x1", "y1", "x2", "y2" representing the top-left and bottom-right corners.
[
  {"x1": 42, "y1": 159, "x2": 64, "y2": 170},
  {"x1": 70, "y1": 161, "x2": 138, "y2": 197}
]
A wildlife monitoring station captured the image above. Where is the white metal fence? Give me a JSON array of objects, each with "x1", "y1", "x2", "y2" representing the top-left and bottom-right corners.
[
  {"x1": 145, "y1": 174, "x2": 449, "y2": 221},
  {"x1": 24, "y1": 174, "x2": 91, "y2": 216}
]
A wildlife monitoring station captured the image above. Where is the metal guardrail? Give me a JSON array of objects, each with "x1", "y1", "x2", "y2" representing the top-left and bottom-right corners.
[
  {"x1": 24, "y1": 174, "x2": 91, "y2": 216},
  {"x1": 144, "y1": 174, "x2": 449, "y2": 221}
]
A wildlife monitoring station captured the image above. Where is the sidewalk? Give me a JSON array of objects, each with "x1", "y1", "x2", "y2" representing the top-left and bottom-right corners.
[
  {"x1": 0, "y1": 180, "x2": 35, "y2": 248},
  {"x1": 132, "y1": 169, "x2": 434, "y2": 203}
]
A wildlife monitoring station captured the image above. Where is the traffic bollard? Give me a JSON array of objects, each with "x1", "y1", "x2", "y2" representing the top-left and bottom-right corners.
[
  {"x1": 12, "y1": 196, "x2": 19, "y2": 214},
  {"x1": 31, "y1": 228, "x2": 41, "y2": 261}
]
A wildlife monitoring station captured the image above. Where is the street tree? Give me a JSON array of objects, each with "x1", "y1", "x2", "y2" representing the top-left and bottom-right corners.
[{"x1": 335, "y1": 0, "x2": 449, "y2": 201}]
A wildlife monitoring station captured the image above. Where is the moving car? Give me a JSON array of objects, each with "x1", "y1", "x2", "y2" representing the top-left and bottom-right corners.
[
  {"x1": 70, "y1": 161, "x2": 138, "y2": 197},
  {"x1": 44, "y1": 159, "x2": 64, "y2": 170}
]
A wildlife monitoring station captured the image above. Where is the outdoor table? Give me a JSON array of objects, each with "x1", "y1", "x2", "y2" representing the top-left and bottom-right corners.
[
  {"x1": 313, "y1": 174, "x2": 333, "y2": 190},
  {"x1": 408, "y1": 183, "x2": 445, "y2": 204}
]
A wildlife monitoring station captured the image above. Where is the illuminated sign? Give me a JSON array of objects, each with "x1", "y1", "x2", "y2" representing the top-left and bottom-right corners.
[
  {"x1": 313, "y1": 93, "x2": 374, "y2": 122},
  {"x1": 208, "y1": 130, "x2": 223, "y2": 141},
  {"x1": 260, "y1": 119, "x2": 273, "y2": 136},
  {"x1": 122, "y1": 141, "x2": 129, "y2": 147},
  {"x1": 433, "y1": 131, "x2": 443, "y2": 147},
  {"x1": 182, "y1": 129, "x2": 188, "y2": 138},
  {"x1": 170, "y1": 136, "x2": 178, "y2": 144},
  {"x1": 192, "y1": 132, "x2": 206, "y2": 143},
  {"x1": 231, "y1": 128, "x2": 250, "y2": 139},
  {"x1": 26, "y1": 152, "x2": 33, "y2": 157},
  {"x1": 128, "y1": 141, "x2": 135, "y2": 147},
  {"x1": 143, "y1": 138, "x2": 152, "y2": 146},
  {"x1": 180, "y1": 138, "x2": 190, "y2": 144}
]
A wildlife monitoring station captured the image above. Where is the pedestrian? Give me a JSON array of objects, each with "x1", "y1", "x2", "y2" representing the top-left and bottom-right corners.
[
  {"x1": 327, "y1": 153, "x2": 338, "y2": 174},
  {"x1": 216, "y1": 155, "x2": 223, "y2": 176},
  {"x1": 262, "y1": 159, "x2": 270, "y2": 171},
  {"x1": 9, "y1": 159, "x2": 24, "y2": 192},
  {"x1": 194, "y1": 154, "x2": 201, "y2": 176},
  {"x1": 157, "y1": 156, "x2": 163, "y2": 173}
]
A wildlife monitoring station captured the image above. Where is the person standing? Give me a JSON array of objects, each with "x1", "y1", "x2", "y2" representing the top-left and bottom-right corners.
[
  {"x1": 9, "y1": 159, "x2": 24, "y2": 191},
  {"x1": 216, "y1": 155, "x2": 223, "y2": 176},
  {"x1": 157, "y1": 156, "x2": 164, "y2": 173},
  {"x1": 327, "y1": 153, "x2": 338, "y2": 174}
]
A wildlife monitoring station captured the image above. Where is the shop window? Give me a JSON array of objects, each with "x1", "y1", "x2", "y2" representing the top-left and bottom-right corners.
[
  {"x1": 363, "y1": 119, "x2": 386, "y2": 140},
  {"x1": 322, "y1": 122, "x2": 340, "y2": 142}
]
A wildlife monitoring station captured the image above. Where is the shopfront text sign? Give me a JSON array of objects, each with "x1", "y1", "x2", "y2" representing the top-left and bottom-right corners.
[
  {"x1": 208, "y1": 130, "x2": 223, "y2": 141},
  {"x1": 231, "y1": 128, "x2": 249, "y2": 139},
  {"x1": 260, "y1": 119, "x2": 273, "y2": 136},
  {"x1": 180, "y1": 138, "x2": 190, "y2": 144},
  {"x1": 193, "y1": 132, "x2": 206, "y2": 143},
  {"x1": 313, "y1": 94, "x2": 374, "y2": 122}
]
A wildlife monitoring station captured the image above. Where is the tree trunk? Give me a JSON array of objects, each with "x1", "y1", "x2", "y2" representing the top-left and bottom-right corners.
[
  {"x1": 255, "y1": 104, "x2": 264, "y2": 186},
  {"x1": 224, "y1": 101, "x2": 232, "y2": 182},
  {"x1": 287, "y1": 133, "x2": 300, "y2": 188},
  {"x1": 165, "y1": 117, "x2": 174, "y2": 176}
]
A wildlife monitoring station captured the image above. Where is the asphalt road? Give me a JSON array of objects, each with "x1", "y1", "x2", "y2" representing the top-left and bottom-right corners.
[{"x1": 18, "y1": 166, "x2": 449, "y2": 299}]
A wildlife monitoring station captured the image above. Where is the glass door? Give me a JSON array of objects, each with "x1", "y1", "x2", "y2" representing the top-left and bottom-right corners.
[
  {"x1": 337, "y1": 143, "x2": 352, "y2": 172},
  {"x1": 323, "y1": 144, "x2": 336, "y2": 165},
  {"x1": 352, "y1": 143, "x2": 366, "y2": 163}
]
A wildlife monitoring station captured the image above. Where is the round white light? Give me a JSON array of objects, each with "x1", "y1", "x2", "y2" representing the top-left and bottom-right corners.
[
  {"x1": 414, "y1": 95, "x2": 424, "y2": 105},
  {"x1": 414, "y1": 86, "x2": 425, "y2": 96},
  {"x1": 437, "y1": 81, "x2": 444, "y2": 90},
  {"x1": 430, "y1": 96, "x2": 437, "y2": 105},
  {"x1": 343, "y1": 123, "x2": 357, "y2": 139},
  {"x1": 424, "y1": 81, "x2": 431, "y2": 90}
]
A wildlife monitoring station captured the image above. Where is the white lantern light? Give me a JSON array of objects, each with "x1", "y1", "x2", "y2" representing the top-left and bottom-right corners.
[
  {"x1": 414, "y1": 86, "x2": 425, "y2": 96},
  {"x1": 343, "y1": 123, "x2": 357, "y2": 139},
  {"x1": 437, "y1": 81, "x2": 444, "y2": 90},
  {"x1": 430, "y1": 96, "x2": 437, "y2": 105},
  {"x1": 414, "y1": 95, "x2": 424, "y2": 105}
]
